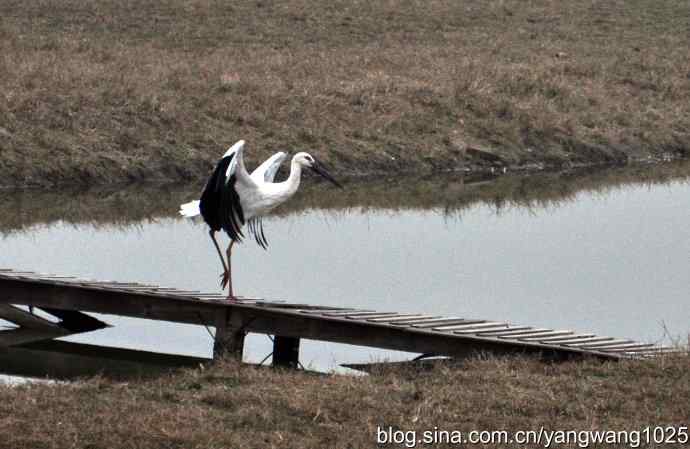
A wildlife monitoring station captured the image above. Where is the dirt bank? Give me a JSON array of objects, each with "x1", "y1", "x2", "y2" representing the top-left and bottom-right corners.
[{"x1": 1, "y1": 0, "x2": 688, "y2": 188}]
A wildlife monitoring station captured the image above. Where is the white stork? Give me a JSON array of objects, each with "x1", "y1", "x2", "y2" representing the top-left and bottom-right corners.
[{"x1": 179, "y1": 140, "x2": 342, "y2": 299}]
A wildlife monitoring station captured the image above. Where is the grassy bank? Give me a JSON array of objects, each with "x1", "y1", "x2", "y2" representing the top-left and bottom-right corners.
[
  {"x1": 1, "y1": 0, "x2": 689, "y2": 187},
  {"x1": 1, "y1": 354, "x2": 689, "y2": 448}
]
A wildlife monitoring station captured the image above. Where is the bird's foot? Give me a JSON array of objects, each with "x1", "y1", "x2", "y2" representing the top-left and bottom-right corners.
[
  {"x1": 219, "y1": 271, "x2": 230, "y2": 289},
  {"x1": 226, "y1": 294, "x2": 239, "y2": 302}
]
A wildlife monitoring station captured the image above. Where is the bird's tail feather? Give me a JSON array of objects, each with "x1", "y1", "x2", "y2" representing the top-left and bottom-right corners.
[{"x1": 179, "y1": 200, "x2": 201, "y2": 218}]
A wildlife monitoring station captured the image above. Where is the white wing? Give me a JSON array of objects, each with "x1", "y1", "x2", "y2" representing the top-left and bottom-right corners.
[
  {"x1": 250, "y1": 151, "x2": 287, "y2": 183},
  {"x1": 224, "y1": 139, "x2": 246, "y2": 180},
  {"x1": 179, "y1": 200, "x2": 200, "y2": 217}
]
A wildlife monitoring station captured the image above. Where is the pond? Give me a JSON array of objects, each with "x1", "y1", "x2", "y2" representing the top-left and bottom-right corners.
[{"x1": 1, "y1": 162, "x2": 689, "y2": 378}]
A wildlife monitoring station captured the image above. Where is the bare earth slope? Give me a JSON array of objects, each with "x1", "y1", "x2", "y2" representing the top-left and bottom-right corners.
[{"x1": 1, "y1": 0, "x2": 688, "y2": 187}]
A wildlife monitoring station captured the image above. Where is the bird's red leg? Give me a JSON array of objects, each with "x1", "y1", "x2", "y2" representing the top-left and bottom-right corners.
[
  {"x1": 209, "y1": 230, "x2": 230, "y2": 289},
  {"x1": 225, "y1": 240, "x2": 237, "y2": 301}
]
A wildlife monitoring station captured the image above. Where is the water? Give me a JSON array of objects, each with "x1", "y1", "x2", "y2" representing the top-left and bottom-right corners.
[{"x1": 1, "y1": 165, "x2": 689, "y2": 377}]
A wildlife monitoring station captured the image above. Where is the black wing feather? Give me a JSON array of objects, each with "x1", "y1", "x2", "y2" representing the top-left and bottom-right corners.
[
  {"x1": 248, "y1": 217, "x2": 269, "y2": 250},
  {"x1": 258, "y1": 219, "x2": 269, "y2": 248},
  {"x1": 199, "y1": 153, "x2": 245, "y2": 242},
  {"x1": 219, "y1": 173, "x2": 244, "y2": 242}
]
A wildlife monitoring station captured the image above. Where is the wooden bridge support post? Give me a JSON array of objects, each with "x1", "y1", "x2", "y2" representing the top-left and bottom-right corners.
[
  {"x1": 213, "y1": 310, "x2": 246, "y2": 361},
  {"x1": 273, "y1": 335, "x2": 300, "y2": 369}
]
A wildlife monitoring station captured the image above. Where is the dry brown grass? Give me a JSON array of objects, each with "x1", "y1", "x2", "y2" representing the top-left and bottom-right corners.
[
  {"x1": 0, "y1": 0, "x2": 688, "y2": 187},
  {"x1": 1, "y1": 354, "x2": 689, "y2": 448}
]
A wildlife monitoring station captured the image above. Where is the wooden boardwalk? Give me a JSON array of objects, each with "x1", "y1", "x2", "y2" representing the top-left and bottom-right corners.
[{"x1": 0, "y1": 269, "x2": 675, "y2": 374}]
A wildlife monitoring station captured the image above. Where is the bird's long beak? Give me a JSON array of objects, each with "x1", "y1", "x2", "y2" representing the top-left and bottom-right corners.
[{"x1": 310, "y1": 159, "x2": 343, "y2": 188}]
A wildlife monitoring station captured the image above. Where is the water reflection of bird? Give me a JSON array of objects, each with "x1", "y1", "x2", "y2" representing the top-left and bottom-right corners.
[{"x1": 180, "y1": 140, "x2": 342, "y2": 299}]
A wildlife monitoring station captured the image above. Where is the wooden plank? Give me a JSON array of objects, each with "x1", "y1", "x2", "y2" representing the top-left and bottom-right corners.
[
  {"x1": 634, "y1": 347, "x2": 681, "y2": 355},
  {"x1": 384, "y1": 316, "x2": 443, "y2": 325},
  {"x1": 322, "y1": 310, "x2": 377, "y2": 316},
  {"x1": 434, "y1": 321, "x2": 503, "y2": 331},
  {"x1": 576, "y1": 339, "x2": 634, "y2": 349},
  {"x1": 153, "y1": 290, "x2": 202, "y2": 295},
  {"x1": 393, "y1": 316, "x2": 462, "y2": 326},
  {"x1": 454, "y1": 324, "x2": 512, "y2": 335},
  {"x1": 90, "y1": 282, "x2": 145, "y2": 287},
  {"x1": 599, "y1": 344, "x2": 656, "y2": 352},
  {"x1": 0, "y1": 278, "x2": 225, "y2": 326},
  {"x1": 33, "y1": 275, "x2": 77, "y2": 279},
  {"x1": 521, "y1": 333, "x2": 594, "y2": 343},
  {"x1": 298, "y1": 308, "x2": 357, "y2": 315},
  {"x1": 0, "y1": 328, "x2": 69, "y2": 347},
  {"x1": 413, "y1": 319, "x2": 483, "y2": 329},
  {"x1": 0, "y1": 340, "x2": 209, "y2": 380},
  {"x1": 367, "y1": 314, "x2": 436, "y2": 323},
  {"x1": 0, "y1": 304, "x2": 62, "y2": 331},
  {"x1": 39, "y1": 308, "x2": 110, "y2": 333},
  {"x1": 329, "y1": 311, "x2": 393, "y2": 318},
  {"x1": 348, "y1": 313, "x2": 404, "y2": 320},
  {"x1": 292, "y1": 305, "x2": 351, "y2": 311},
  {"x1": 563, "y1": 337, "x2": 616, "y2": 347},
  {"x1": 253, "y1": 303, "x2": 322, "y2": 309},
  {"x1": 498, "y1": 329, "x2": 569, "y2": 339},
  {"x1": 476, "y1": 326, "x2": 534, "y2": 336}
]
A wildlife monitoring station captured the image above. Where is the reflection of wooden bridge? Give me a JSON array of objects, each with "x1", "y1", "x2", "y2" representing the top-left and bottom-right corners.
[{"x1": 0, "y1": 269, "x2": 674, "y2": 378}]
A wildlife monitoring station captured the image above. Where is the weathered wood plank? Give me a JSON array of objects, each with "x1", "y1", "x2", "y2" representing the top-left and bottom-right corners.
[
  {"x1": 0, "y1": 277, "x2": 225, "y2": 326},
  {"x1": 599, "y1": 343, "x2": 656, "y2": 352},
  {"x1": 434, "y1": 321, "x2": 503, "y2": 332},
  {"x1": 0, "y1": 304, "x2": 61, "y2": 331},
  {"x1": 476, "y1": 326, "x2": 534, "y2": 336},
  {"x1": 40, "y1": 308, "x2": 110, "y2": 333},
  {"x1": 576, "y1": 339, "x2": 634, "y2": 349},
  {"x1": 0, "y1": 328, "x2": 69, "y2": 347},
  {"x1": 298, "y1": 308, "x2": 357, "y2": 315},
  {"x1": 378, "y1": 315, "x2": 440, "y2": 323},
  {"x1": 454, "y1": 324, "x2": 512, "y2": 334},
  {"x1": 367, "y1": 314, "x2": 435, "y2": 323},
  {"x1": 37, "y1": 274, "x2": 77, "y2": 281},
  {"x1": 392, "y1": 316, "x2": 461, "y2": 325},
  {"x1": 496, "y1": 329, "x2": 566, "y2": 338},
  {"x1": 412, "y1": 319, "x2": 482, "y2": 328},
  {"x1": 0, "y1": 340, "x2": 208, "y2": 380},
  {"x1": 522, "y1": 333, "x2": 594, "y2": 343},
  {"x1": 345, "y1": 312, "x2": 400, "y2": 319},
  {"x1": 320, "y1": 310, "x2": 378, "y2": 317},
  {"x1": 563, "y1": 337, "x2": 616, "y2": 347}
]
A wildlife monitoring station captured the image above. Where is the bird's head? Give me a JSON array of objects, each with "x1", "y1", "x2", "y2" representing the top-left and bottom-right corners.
[{"x1": 294, "y1": 152, "x2": 343, "y2": 188}]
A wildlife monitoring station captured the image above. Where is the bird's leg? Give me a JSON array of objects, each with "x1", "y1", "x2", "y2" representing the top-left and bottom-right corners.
[
  {"x1": 225, "y1": 240, "x2": 236, "y2": 301},
  {"x1": 209, "y1": 230, "x2": 229, "y2": 288}
]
